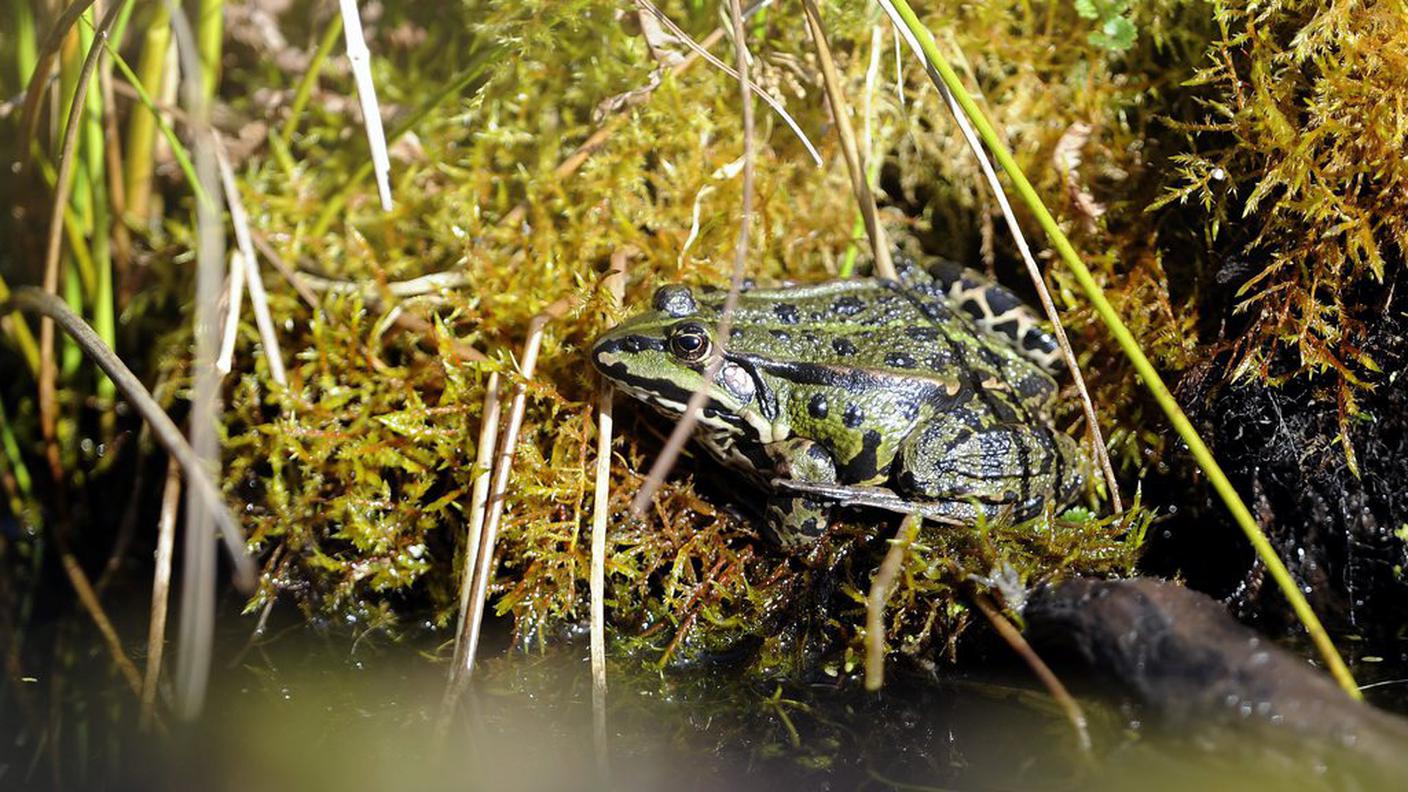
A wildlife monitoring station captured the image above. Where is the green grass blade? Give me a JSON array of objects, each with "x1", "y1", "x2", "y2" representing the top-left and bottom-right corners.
[{"x1": 879, "y1": 0, "x2": 1360, "y2": 698}]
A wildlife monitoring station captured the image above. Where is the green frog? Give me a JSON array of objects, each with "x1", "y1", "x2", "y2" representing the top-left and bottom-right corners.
[{"x1": 592, "y1": 252, "x2": 1088, "y2": 551}]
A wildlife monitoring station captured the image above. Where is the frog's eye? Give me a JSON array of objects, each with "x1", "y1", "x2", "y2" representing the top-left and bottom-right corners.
[{"x1": 668, "y1": 322, "x2": 711, "y2": 362}]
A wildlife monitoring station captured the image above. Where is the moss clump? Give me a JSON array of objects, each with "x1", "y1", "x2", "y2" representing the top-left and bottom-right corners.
[{"x1": 1156, "y1": 0, "x2": 1408, "y2": 466}]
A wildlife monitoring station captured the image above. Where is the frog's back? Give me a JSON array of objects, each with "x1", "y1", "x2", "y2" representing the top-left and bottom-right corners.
[{"x1": 697, "y1": 275, "x2": 1058, "y2": 413}]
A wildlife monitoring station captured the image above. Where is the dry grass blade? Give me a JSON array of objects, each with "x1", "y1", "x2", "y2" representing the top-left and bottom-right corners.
[
  {"x1": 250, "y1": 232, "x2": 321, "y2": 310},
  {"x1": 141, "y1": 459, "x2": 181, "y2": 731},
  {"x1": 448, "y1": 371, "x2": 502, "y2": 676},
  {"x1": 453, "y1": 295, "x2": 576, "y2": 698},
  {"x1": 216, "y1": 251, "x2": 248, "y2": 374},
  {"x1": 879, "y1": 1, "x2": 1121, "y2": 512},
  {"x1": 972, "y1": 591, "x2": 1091, "y2": 754},
  {"x1": 800, "y1": 0, "x2": 893, "y2": 280},
  {"x1": 337, "y1": 0, "x2": 393, "y2": 211},
  {"x1": 215, "y1": 139, "x2": 288, "y2": 385},
  {"x1": 36, "y1": 0, "x2": 129, "y2": 487},
  {"x1": 865, "y1": 514, "x2": 919, "y2": 691},
  {"x1": 591, "y1": 384, "x2": 613, "y2": 777},
  {"x1": 634, "y1": 0, "x2": 821, "y2": 167},
  {"x1": 588, "y1": 250, "x2": 629, "y2": 777},
  {"x1": 629, "y1": 0, "x2": 758, "y2": 518},
  {"x1": 57, "y1": 540, "x2": 143, "y2": 696}
]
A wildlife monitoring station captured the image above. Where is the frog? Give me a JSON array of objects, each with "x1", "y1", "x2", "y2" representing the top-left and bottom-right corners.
[{"x1": 591, "y1": 251, "x2": 1088, "y2": 552}]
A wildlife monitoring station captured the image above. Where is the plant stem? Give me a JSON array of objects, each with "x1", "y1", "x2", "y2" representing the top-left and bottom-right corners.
[
  {"x1": 879, "y1": 0, "x2": 1360, "y2": 698},
  {"x1": 123, "y1": 2, "x2": 171, "y2": 224},
  {"x1": 279, "y1": 12, "x2": 344, "y2": 150}
]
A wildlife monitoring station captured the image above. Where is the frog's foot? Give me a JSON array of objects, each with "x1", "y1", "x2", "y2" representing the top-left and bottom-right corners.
[
  {"x1": 762, "y1": 438, "x2": 839, "y2": 553},
  {"x1": 763, "y1": 495, "x2": 834, "y2": 552},
  {"x1": 770, "y1": 479, "x2": 973, "y2": 526},
  {"x1": 895, "y1": 420, "x2": 1084, "y2": 523}
]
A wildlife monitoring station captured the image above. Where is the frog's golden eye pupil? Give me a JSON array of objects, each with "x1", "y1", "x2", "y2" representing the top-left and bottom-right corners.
[{"x1": 669, "y1": 324, "x2": 709, "y2": 361}]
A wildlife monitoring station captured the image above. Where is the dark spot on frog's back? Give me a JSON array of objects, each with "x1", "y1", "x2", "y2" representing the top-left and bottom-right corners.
[
  {"x1": 774, "y1": 303, "x2": 800, "y2": 324},
  {"x1": 808, "y1": 393, "x2": 828, "y2": 419},
  {"x1": 832, "y1": 295, "x2": 864, "y2": 317},
  {"x1": 843, "y1": 404, "x2": 864, "y2": 428},
  {"x1": 770, "y1": 329, "x2": 792, "y2": 342},
  {"x1": 832, "y1": 337, "x2": 858, "y2": 356},
  {"x1": 885, "y1": 352, "x2": 916, "y2": 369},
  {"x1": 906, "y1": 326, "x2": 938, "y2": 342}
]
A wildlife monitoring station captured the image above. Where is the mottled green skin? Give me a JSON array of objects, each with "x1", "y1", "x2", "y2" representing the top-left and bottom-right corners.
[{"x1": 593, "y1": 257, "x2": 1087, "y2": 550}]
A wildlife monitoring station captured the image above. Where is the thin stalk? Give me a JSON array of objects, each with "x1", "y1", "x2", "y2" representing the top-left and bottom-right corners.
[
  {"x1": 448, "y1": 371, "x2": 501, "y2": 677},
  {"x1": 278, "y1": 12, "x2": 343, "y2": 149},
  {"x1": 80, "y1": 6, "x2": 115, "y2": 408},
  {"x1": 337, "y1": 0, "x2": 393, "y2": 211},
  {"x1": 141, "y1": 459, "x2": 180, "y2": 731},
  {"x1": 629, "y1": 0, "x2": 757, "y2": 517},
  {"x1": 865, "y1": 514, "x2": 919, "y2": 691},
  {"x1": 588, "y1": 251, "x2": 628, "y2": 778},
  {"x1": 214, "y1": 139, "x2": 287, "y2": 385},
  {"x1": 37, "y1": 0, "x2": 130, "y2": 485},
  {"x1": 972, "y1": 591, "x2": 1090, "y2": 754},
  {"x1": 877, "y1": 0, "x2": 1359, "y2": 698},
  {"x1": 10, "y1": 0, "x2": 37, "y2": 86},
  {"x1": 18, "y1": 0, "x2": 100, "y2": 168},
  {"x1": 167, "y1": 0, "x2": 226, "y2": 722},
  {"x1": 590, "y1": 383, "x2": 613, "y2": 779},
  {"x1": 122, "y1": 1, "x2": 171, "y2": 224},
  {"x1": 0, "y1": 274, "x2": 41, "y2": 375},
  {"x1": 103, "y1": 34, "x2": 214, "y2": 211},
  {"x1": 196, "y1": 0, "x2": 221, "y2": 99},
  {"x1": 800, "y1": 0, "x2": 892, "y2": 279}
]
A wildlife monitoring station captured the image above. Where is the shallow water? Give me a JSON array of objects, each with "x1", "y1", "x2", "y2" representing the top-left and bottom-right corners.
[{"x1": 26, "y1": 617, "x2": 1398, "y2": 792}]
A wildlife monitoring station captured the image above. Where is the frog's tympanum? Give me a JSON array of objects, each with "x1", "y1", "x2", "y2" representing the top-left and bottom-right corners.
[{"x1": 592, "y1": 253, "x2": 1088, "y2": 551}]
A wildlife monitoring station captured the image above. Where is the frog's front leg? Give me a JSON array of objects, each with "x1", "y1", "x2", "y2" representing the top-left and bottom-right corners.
[
  {"x1": 763, "y1": 438, "x2": 838, "y2": 552},
  {"x1": 894, "y1": 417, "x2": 1085, "y2": 523}
]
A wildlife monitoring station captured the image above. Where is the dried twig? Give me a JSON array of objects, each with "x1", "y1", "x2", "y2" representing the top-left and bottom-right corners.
[
  {"x1": 865, "y1": 514, "x2": 920, "y2": 691},
  {"x1": 461, "y1": 298, "x2": 576, "y2": 665},
  {"x1": 448, "y1": 371, "x2": 502, "y2": 677},
  {"x1": 800, "y1": 0, "x2": 893, "y2": 279},
  {"x1": 629, "y1": 0, "x2": 757, "y2": 517},
  {"x1": 337, "y1": 0, "x2": 393, "y2": 211},
  {"x1": 141, "y1": 459, "x2": 181, "y2": 731},
  {"x1": 634, "y1": 0, "x2": 820, "y2": 166},
  {"x1": 972, "y1": 591, "x2": 1091, "y2": 754},
  {"x1": 589, "y1": 249, "x2": 630, "y2": 777},
  {"x1": 215, "y1": 139, "x2": 288, "y2": 385}
]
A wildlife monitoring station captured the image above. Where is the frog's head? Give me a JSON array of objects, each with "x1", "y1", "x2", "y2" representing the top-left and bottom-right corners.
[{"x1": 593, "y1": 285, "x2": 764, "y2": 434}]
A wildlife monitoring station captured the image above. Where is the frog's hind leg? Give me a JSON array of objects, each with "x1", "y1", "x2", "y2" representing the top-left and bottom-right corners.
[
  {"x1": 763, "y1": 437, "x2": 840, "y2": 552},
  {"x1": 894, "y1": 419, "x2": 1085, "y2": 524},
  {"x1": 926, "y1": 259, "x2": 1062, "y2": 371}
]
